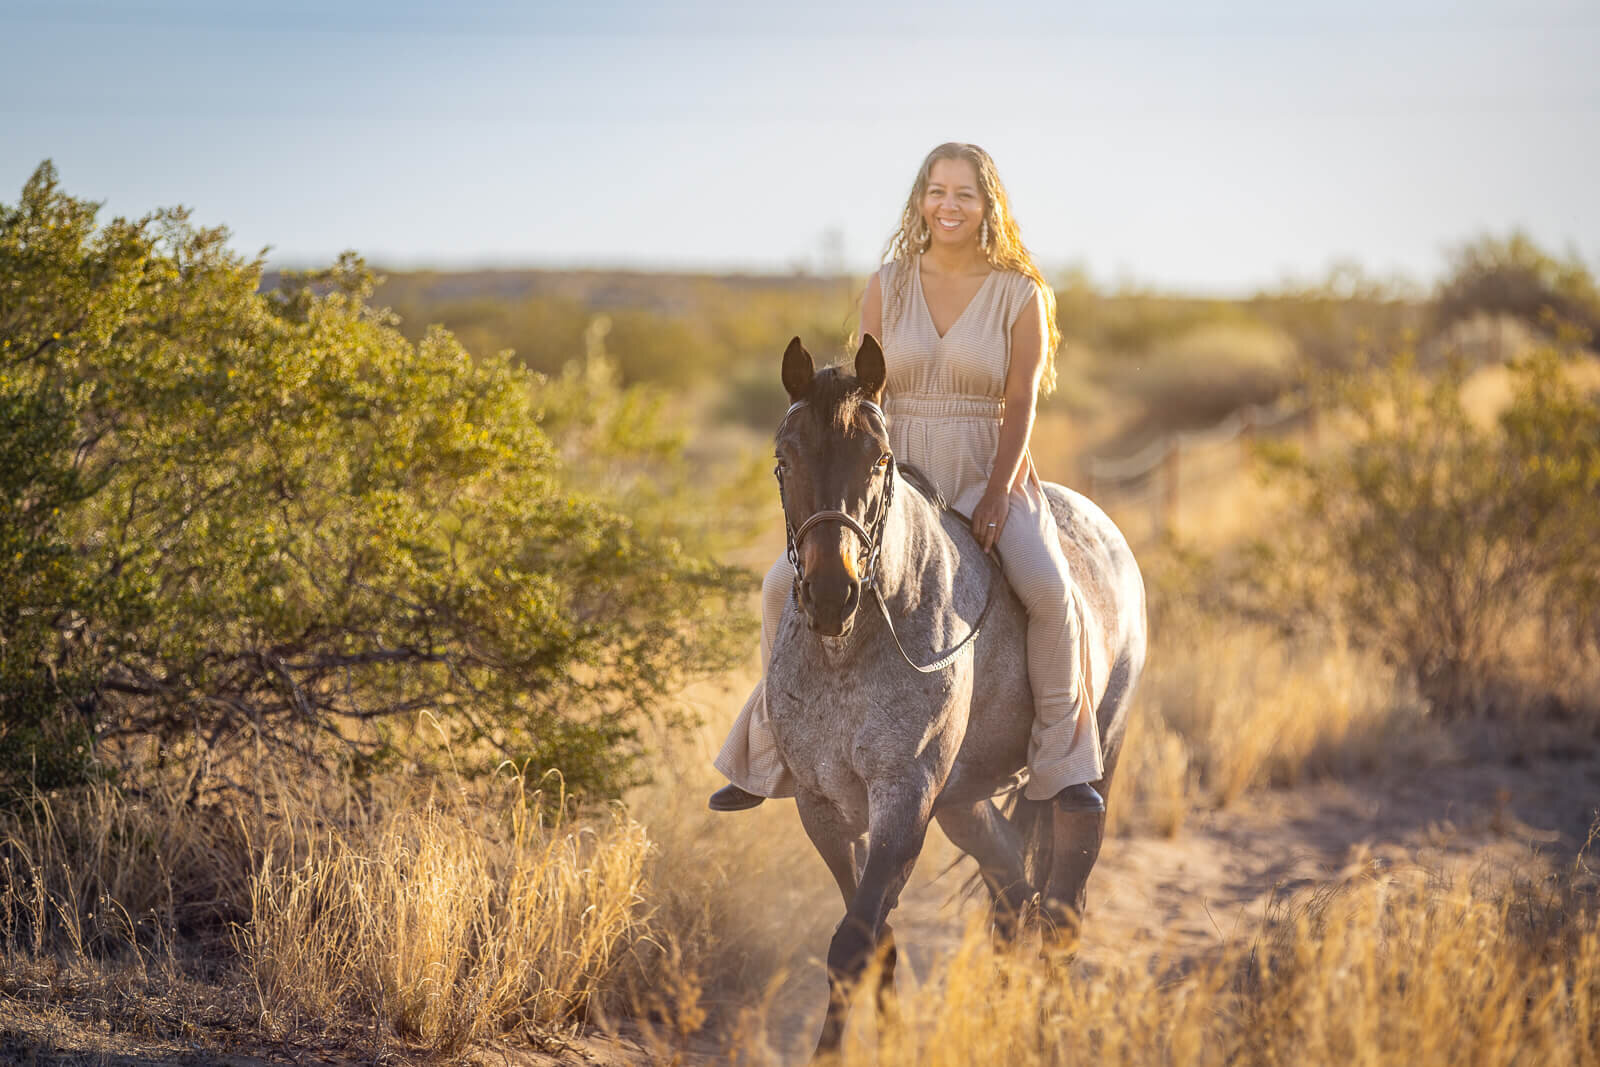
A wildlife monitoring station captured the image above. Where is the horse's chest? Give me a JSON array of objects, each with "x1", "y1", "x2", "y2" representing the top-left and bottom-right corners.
[{"x1": 766, "y1": 643, "x2": 967, "y2": 800}]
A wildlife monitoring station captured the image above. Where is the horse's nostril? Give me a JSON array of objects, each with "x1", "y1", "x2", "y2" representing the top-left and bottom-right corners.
[{"x1": 843, "y1": 582, "x2": 860, "y2": 615}]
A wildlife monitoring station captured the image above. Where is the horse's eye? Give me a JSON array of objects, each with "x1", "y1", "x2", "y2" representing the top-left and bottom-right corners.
[{"x1": 875, "y1": 454, "x2": 891, "y2": 470}]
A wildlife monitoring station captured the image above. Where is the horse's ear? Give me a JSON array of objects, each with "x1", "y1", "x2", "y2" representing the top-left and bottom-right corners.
[
  {"x1": 855, "y1": 333, "x2": 886, "y2": 403},
  {"x1": 782, "y1": 336, "x2": 814, "y2": 401}
]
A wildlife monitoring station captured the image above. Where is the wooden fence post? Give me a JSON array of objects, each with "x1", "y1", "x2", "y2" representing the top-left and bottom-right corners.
[{"x1": 1163, "y1": 441, "x2": 1180, "y2": 539}]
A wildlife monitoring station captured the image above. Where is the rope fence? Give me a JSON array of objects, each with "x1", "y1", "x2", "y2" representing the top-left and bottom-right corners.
[{"x1": 1082, "y1": 399, "x2": 1317, "y2": 542}]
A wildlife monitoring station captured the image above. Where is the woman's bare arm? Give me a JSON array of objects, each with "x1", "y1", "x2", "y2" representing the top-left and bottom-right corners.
[
  {"x1": 970, "y1": 283, "x2": 1046, "y2": 549},
  {"x1": 859, "y1": 269, "x2": 884, "y2": 344}
]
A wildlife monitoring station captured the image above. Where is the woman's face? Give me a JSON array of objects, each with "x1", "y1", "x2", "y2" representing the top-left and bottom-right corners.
[{"x1": 920, "y1": 157, "x2": 985, "y2": 250}]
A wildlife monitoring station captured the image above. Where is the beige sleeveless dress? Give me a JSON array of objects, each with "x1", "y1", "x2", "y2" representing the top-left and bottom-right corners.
[{"x1": 715, "y1": 256, "x2": 1103, "y2": 801}]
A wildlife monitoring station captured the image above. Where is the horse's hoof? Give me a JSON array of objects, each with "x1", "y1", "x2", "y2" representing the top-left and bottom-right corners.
[
  {"x1": 708, "y1": 784, "x2": 766, "y2": 812},
  {"x1": 1053, "y1": 782, "x2": 1105, "y2": 813}
]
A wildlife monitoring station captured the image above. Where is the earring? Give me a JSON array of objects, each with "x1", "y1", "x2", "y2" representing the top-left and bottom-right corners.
[{"x1": 980, "y1": 218, "x2": 989, "y2": 251}]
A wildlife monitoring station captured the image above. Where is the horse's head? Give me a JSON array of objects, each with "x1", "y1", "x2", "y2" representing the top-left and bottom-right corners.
[{"x1": 775, "y1": 334, "x2": 892, "y2": 638}]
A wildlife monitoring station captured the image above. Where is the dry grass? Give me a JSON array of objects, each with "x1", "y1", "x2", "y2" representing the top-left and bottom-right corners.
[
  {"x1": 1112, "y1": 605, "x2": 1435, "y2": 838},
  {"x1": 608, "y1": 671, "x2": 842, "y2": 1050},
  {"x1": 808, "y1": 854, "x2": 1600, "y2": 1066},
  {"x1": 1, "y1": 763, "x2": 658, "y2": 1059},
  {"x1": 240, "y1": 775, "x2": 651, "y2": 1055},
  {"x1": 830, "y1": 862, "x2": 1600, "y2": 1066},
  {"x1": 0, "y1": 778, "x2": 251, "y2": 963}
]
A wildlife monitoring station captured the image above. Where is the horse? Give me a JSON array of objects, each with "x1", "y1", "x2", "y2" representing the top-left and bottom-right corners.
[{"x1": 763, "y1": 334, "x2": 1147, "y2": 1057}]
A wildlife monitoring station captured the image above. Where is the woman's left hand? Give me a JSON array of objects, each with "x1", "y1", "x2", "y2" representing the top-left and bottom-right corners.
[{"x1": 970, "y1": 485, "x2": 1010, "y2": 553}]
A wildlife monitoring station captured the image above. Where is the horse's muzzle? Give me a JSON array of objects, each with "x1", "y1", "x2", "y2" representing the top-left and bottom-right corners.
[{"x1": 798, "y1": 575, "x2": 862, "y2": 637}]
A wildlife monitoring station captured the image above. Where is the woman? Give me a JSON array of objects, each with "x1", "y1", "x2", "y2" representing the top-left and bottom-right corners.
[{"x1": 710, "y1": 142, "x2": 1103, "y2": 815}]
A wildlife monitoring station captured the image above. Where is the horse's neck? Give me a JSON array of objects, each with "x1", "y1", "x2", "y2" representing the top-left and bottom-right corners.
[{"x1": 876, "y1": 478, "x2": 961, "y2": 607}]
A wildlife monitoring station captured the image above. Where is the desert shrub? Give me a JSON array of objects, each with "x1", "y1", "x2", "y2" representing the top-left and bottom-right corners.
[
  {"x1": 1091, "y1": 320, "x2": 1303, "y2": 444},
  {"x1": 718, "y1": 359, "x2": 794, "y2": 431},
  {"x1": 1248, "y1": 261, "x2": 1423, "y2": 373},
  {"x1": 1264, "y1": 338, "x2": 1600, "y2": 715},
  {"x1": 0, "y1": 162, "x2": 754, "y2": 800},
  {"x1": 1435, "y1": 232, "x2": 1600, "y2": 345}
]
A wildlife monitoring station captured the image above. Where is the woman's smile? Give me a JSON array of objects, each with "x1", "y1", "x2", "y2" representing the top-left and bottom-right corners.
[{"x1": 921, "y1": 157, "x2": 983, "y2": 247}]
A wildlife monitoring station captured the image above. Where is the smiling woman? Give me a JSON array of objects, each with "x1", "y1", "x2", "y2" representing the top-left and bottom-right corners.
[{"x1": 712, "y1": 142, "x2": 1116, "y2": 820}]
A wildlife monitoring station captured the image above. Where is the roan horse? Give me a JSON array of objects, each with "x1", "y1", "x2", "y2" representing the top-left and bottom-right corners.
[{"x1": 765, "y1": 335, "x2": 1147, "y2": 1057}]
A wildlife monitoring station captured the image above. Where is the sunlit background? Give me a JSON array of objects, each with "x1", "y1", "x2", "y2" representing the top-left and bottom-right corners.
[{"x1": 4, "y1": 0, "x2": 1595, "y2": 289}]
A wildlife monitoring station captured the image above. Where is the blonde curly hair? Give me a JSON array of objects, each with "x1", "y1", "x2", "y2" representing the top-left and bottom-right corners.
[{"x1": 880, "y1": 142, "x2": 1061, "y2": 393}]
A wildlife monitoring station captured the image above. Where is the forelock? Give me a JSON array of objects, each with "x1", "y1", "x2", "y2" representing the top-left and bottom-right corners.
[{"x1": 811, "y1": 367, "x2": 865, "y2": 434}]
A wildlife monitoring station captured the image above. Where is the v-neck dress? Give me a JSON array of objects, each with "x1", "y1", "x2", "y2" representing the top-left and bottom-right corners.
[{"x1": 879, "y1": 256, "x2": 1040, "y2": 503}]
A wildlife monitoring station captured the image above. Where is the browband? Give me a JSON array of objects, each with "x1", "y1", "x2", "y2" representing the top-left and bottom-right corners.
[{"x1": 781, "y1": 398, "x2": 889, "y2": 431}]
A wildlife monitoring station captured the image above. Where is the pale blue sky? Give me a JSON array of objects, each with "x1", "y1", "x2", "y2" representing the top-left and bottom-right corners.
[{"x1": 4, "y1": 0, "x2": 1595, "y2": 291}]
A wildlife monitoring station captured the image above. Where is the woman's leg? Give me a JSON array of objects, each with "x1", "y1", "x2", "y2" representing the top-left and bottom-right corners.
[
  {"x1": 712, "y1": 555, "x2": 799, "y2": 798},
  {"x1": 955, "y1": 483, "x2": 1103, "y2": 802}
]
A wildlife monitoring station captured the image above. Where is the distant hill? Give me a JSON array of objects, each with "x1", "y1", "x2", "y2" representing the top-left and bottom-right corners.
[{"x1": 260, "y1": 266, "x2": 857, "y2": 316}]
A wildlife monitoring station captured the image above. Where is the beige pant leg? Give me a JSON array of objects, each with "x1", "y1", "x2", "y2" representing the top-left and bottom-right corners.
[
  {"x1": 712, "y1": 555, "x2": 799, "y2": 797},
  {"x1": 956, "y1": 482, "x2": 1103, "y2": 801}
]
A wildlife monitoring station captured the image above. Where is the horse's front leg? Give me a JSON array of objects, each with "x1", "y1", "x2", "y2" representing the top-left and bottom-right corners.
[{"x1": 815, "y1": 779, "x2": 934, "y2": 1059}]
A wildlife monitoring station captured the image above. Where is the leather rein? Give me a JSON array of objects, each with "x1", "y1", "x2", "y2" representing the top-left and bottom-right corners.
[{"x1": 776, "y1": 399, "x2": 1000, "y2": 674}]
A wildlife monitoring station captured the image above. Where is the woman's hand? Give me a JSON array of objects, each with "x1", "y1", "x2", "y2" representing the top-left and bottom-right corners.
[{"x1": 970, "y1": 484, "x2": 1010, "y2": 553}]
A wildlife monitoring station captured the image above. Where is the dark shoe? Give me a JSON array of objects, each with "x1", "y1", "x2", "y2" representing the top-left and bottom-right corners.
[
  {"x1": 708, "y1": 784, "x2": 766, "y2": 812},
  {"x1": 1054, "y1": 782, "x2": 1105, "y2": 813}
]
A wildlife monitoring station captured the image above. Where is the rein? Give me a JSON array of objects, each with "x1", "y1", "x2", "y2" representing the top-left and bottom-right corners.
[{"x1": 777, "y1": 399, "x2": 1000, "y2": 674}]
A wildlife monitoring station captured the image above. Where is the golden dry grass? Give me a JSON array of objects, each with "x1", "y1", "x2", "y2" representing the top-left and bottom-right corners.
[
  {"x1": 834, "y1": 863, "x2": 1599, "y2": 1066},
  {"x1": 1110, "y1": 602, "x2": 1433, "y2": 838},
  {"x1": 2, "y1": 766, "x2": 658, "y2": 1058},
  {"x1": 240, "y1": 779, "x2": 650, "y2": 1054}
]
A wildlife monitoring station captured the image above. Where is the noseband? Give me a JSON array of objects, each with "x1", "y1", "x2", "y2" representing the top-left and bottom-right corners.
[
  {"x1": 776, "y1": 399, "x2": 896, "y2": 593},
  {"x1": 776, "y1": 397, "x2": 998, "y2": 674}
]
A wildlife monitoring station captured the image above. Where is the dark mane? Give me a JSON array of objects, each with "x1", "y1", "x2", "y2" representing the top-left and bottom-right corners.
[{"x1": 896, "y1": 462, "x2": 946, "y2": 510}]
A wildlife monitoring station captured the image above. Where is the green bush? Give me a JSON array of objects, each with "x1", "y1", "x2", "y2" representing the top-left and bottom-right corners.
[
  {"x1": 0, "y1": 162, "x2": 753, "y2": 801},
  {"x1": 1264, "y1": 335, "x2": 1600, "y2": 715}
]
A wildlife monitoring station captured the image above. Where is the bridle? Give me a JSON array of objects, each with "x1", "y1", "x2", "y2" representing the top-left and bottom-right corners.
[
  {"x1": 776, "y1": 398, "x2": 999, "y2": 674},
  {"x1": 777, "y1": 399, "x2": 896, "y2": 592}
]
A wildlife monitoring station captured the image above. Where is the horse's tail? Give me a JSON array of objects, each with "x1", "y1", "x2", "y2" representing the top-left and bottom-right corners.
[{"x1": 1000, "y1": 789, "x2": 1056, "y2": 895}]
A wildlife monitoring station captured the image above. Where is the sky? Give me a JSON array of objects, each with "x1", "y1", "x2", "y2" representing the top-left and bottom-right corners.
[{"x1": 3, "y1": 0, "x2": 1596, "y2": 292}]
